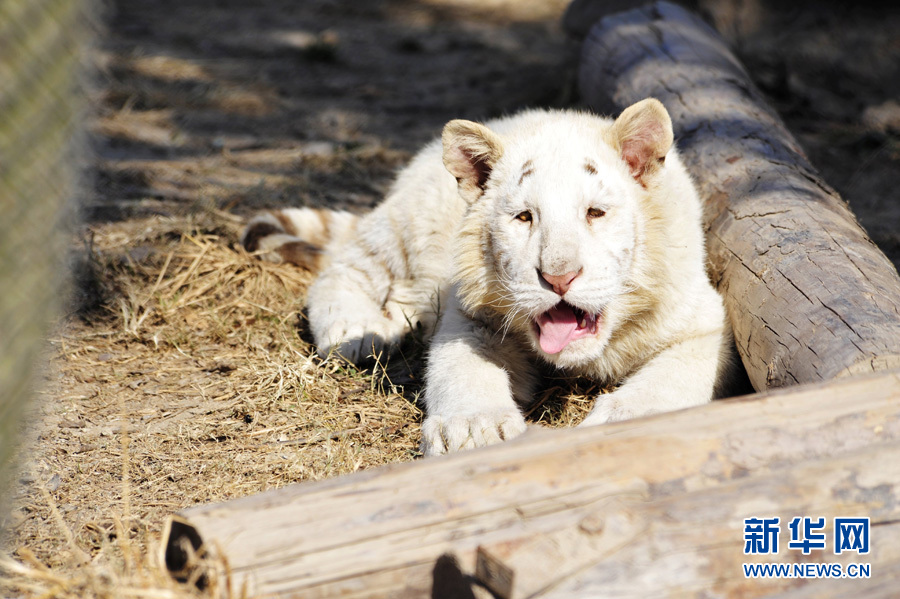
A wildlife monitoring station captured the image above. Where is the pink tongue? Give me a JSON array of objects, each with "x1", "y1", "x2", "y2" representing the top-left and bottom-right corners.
[{"x1": 537, "y1": 304, "x2": 579, "y2": 354}]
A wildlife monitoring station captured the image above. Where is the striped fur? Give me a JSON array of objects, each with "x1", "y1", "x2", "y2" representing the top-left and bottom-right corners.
[{"x1": 241, "y1": 208, "x2": 357, "y2": 271}]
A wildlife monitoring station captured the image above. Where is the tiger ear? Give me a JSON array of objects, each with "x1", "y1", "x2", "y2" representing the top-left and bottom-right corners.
[
  {"x1": 442, "y1": 119, "x2": 505, "y2": 203},
  {"x1": 611, "y1": 98, "x2": 673, "y2": 186}
]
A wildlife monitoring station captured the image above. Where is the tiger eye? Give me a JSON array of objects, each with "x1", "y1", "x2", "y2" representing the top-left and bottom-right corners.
[
  {"x1": 587, "y1": 207, "x2": 606, "y2": 220},
  {"x1": 516, "y1": 211, "x2": 533, "y2": 223}
]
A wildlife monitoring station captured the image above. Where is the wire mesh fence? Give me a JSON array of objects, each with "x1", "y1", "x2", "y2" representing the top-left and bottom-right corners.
[{"x1": 0, "y1": 0, "x2": 93, "y2": 513}]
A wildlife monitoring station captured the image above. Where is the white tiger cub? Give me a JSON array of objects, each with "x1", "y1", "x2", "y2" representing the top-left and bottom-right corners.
[{"x1": 242, "y1": 98, "x2": 734, "y2": 456}]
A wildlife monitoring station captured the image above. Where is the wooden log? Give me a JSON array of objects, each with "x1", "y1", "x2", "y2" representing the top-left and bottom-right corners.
[
  {"x1": 573, "y1": 1, "x2": 900, "y2": 391},
  {"x1": 162, "y1": 371, "x2": 900, "y2": 597}
]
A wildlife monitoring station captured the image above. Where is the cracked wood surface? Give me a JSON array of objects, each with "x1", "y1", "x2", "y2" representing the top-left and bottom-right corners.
[
  {"x1": 575, "y1": 1, "x2": 900, "y2": 391},
  {"x1": 163, "y1": 372, "x2": 900, "y2": 597}
]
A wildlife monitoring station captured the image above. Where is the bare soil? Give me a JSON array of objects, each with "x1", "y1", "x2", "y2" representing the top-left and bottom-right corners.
[{"x1": 2, "y1": 0, "x2": 898, "y2": 596}]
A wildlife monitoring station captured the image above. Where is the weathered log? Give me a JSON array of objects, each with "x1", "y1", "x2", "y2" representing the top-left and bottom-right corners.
[
  {"x1": 574, "y1": 1, "x2": 900, "y2": 391},
  {"x1": 163, "y1": 371, "x2": 900, "y2": 597}
]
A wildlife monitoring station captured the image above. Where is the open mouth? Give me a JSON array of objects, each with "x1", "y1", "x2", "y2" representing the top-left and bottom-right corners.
[{"x1": 534, "y1": 301, "x2": 601, "y2": 355}]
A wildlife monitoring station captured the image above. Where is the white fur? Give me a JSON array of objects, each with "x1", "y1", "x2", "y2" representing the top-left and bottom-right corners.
[{"x1": 279, "y1": 102, "x2": 731, "y2": 455}]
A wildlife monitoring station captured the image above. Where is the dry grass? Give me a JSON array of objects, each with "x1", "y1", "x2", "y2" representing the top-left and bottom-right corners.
[
  {"x1": 1, "y1": 208, "x2": 594, "y2": 598},
  {"x1": 1, "y1": 481, "x2": 233, "y2": 599}
]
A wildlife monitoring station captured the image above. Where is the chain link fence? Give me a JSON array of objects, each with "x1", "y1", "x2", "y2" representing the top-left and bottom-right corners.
[{"x1": 0, "y1": 0, "x2": 93, "y2": 519}]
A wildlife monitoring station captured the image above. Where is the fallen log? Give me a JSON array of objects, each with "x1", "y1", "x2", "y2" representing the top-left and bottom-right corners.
[
  {"x1": 572, "y1": 1, "x2": 900, "y2": 391},
  {"x1": 162, "y1": 371, "x2": 900, "y2": 597}
]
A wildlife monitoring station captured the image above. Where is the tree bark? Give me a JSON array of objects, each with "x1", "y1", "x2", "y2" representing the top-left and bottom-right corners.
[
  {"x1": 163, "y1": 372, "x2": 900, "y2": 598},
  {"x1": 575, "y1": 1, "x2": 900, "y2": 391}
]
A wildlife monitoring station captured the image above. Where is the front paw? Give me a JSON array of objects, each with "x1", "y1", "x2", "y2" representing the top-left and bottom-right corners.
[
  {"x1": 329, "y1": 329, "x2": 389, "y2": 364},
  {"x1": 317, "y1": 320, "x2": 405, "y2": 364},
  {"x1": 420, "y1": 410, "x2": 527, "y2": 456}
]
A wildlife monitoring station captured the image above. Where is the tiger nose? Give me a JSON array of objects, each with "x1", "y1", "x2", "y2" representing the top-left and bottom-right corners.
[{"x1": 541, "y1": 270, "x2": 581, "y2": 296}]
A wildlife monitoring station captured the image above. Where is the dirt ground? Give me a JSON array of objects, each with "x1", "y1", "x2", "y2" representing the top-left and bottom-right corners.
[{"x1": 2, "y1": 0, "x2": 898, "y2": 596}]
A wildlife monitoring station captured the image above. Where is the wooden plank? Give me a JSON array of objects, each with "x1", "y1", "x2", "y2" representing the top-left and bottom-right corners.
[
  {"x1": 163, "y1": 371, "x2": 900, "y2": 597},
  {"x1": 574, "y1": 1, "x2": 900, "y2": 391},
  {"x1": 475, "y1": 445, "x2": 900, "y2": 598}
]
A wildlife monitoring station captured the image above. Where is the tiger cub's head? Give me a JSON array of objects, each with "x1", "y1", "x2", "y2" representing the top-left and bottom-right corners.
[{"x1": 445, "y1": 99, "x2": 674, "y2": 368}]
